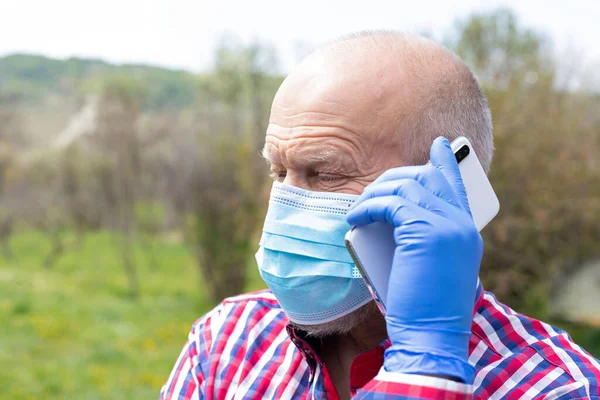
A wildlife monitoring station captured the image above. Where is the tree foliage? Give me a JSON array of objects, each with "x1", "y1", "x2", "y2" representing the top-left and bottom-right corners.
[
  {"x1": 451, "y1": 9, "x2": 600, "y2": 316},
  {"x1": 182, "y1": 41, "x2": 281, "y2": 303}
]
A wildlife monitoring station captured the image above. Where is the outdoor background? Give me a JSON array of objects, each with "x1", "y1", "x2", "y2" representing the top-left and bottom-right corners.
[{"x1": 1, "y1": 1, "x2": 599, "y2": 399}]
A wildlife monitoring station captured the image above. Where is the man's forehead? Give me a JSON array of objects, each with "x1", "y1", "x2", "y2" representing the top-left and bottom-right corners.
[{"x1": 270, "y1": 57, "x2": 408, "y2": 145}]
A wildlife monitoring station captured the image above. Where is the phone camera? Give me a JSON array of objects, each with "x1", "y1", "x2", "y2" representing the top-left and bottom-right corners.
[{"x1": 455, "y1": 145, "x2": 470, "y2": 163}]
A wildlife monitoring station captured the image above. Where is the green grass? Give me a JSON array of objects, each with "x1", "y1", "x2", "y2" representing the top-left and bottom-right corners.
[
  {"x1": 0, "y1": 230, "x2": 265, "y2": 400},
  {"x1": 1, "y1": 230, "x2": 598, "y2": 399}
]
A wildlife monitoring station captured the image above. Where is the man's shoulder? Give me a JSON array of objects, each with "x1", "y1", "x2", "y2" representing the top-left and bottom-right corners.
[
  {"x1": 188, "y1": 289, "x2": 286, "y2": 338},
  {"x1": 471, "y1": 290, "x2": 600, "y2": 398},
  {"x1": 220, "y1": 289, "x2": 281, "y2": 308},
  {"x1": 474, "y1": 290, "x2": 572, "y2": 354}
]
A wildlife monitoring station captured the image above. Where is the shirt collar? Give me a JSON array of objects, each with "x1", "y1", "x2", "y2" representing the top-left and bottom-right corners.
[
  {"x1": 285, "y1": 281, "x2": 485, "y2": 395},
  {"x1": 287, "y1": 280, "x2": 486, "y2": 352}
]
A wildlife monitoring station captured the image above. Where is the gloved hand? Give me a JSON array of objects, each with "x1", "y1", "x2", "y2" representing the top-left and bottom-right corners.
[{"x1": 346, "y1": 137, "x2": 483, "y2": 384}]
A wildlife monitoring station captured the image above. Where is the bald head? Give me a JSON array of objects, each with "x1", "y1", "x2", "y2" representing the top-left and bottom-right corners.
[{"x1": 263, "y1": 31, "x2": 493, "y2": 197}]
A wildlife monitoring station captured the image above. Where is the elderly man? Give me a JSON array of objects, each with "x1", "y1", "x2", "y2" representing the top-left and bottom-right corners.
[{"x1": 161, "y1": 32, "x2": 600, "y2": 399}]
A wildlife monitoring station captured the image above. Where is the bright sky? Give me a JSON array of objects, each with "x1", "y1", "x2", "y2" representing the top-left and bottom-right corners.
[{"x1": 1, "y1": 0, "x2": 598, "y2": 73}]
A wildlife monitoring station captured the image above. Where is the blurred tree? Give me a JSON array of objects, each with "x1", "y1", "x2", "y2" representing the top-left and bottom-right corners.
[
  {"x1": 183, "y1": 41, "x2": 281, "y2": 303},
  {"x1": 86, "y1": 77, "x2": 172, "y2": 296},
  {"x1": 0, "y1": 107, "x2": 22, "y2": 259},
  {"x1": 450, "y1": 9, "x2": 600, "y2": 317},
  {"x1": 451, "y1": 8, "x2": 551, "y2": 89},
  {"x1": 8, "y1": 152, "x2": 70, "y2": 268},
  {"x1": 36, "y1": 143, "x2": 110, "y2": 269},
  {"x1": 60, "y1": 144, "x2": 102, "y2": 243},
  {"x1": 92, "y1": 76, "x2": 147, "y2": 298}
]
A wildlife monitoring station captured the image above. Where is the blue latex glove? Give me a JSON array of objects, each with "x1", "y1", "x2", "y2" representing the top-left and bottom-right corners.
[{"x1": 346, "y1": 137, "x2": 483, "y2": 384}]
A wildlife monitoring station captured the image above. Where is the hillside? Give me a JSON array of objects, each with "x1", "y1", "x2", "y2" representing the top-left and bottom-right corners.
[{"x1": 0, "y1": 53, "x2": 197, "y2": 111}]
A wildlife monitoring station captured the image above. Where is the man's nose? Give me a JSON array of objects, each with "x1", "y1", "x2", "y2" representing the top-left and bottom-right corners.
[{"x1": 283, "y1": 171, "x2": 311, "y2": 191}]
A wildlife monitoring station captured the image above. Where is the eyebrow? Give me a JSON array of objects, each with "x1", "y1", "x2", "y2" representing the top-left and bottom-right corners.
[
  {"x1": 260, "y1": 146, "x2": 354, "y2": 170},
  {"x1": 260, "y1": 146, "x2": 276, "y2": 164}
]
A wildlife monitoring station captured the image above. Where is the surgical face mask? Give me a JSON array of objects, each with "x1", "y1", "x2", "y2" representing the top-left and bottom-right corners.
[{"x1": 255, "y1": 182, "x2": 372, "y2": 325}]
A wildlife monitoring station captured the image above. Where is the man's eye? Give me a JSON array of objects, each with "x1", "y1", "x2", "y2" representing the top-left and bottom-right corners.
[
  {"x1": 318, "y1": 174, "x2": 343, "y2": 182},
  {"x1": 270, "y1": 171, "x2": 286, "y2": 181}
]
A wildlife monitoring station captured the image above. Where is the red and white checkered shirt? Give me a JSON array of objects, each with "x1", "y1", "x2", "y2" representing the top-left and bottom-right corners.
[{"x1": 160, "y1": 285, "x2": 600, "y2": 399}]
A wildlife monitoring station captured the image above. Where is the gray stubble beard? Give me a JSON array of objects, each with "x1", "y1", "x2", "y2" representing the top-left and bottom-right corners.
[{"x1": 290, "y1": 300, "x2": 380, "y2": 338}]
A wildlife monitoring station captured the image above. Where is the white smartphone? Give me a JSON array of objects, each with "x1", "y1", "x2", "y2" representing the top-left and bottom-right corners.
[{"x1": 345, "y1": 136, "x2": 499, "y2": 315}]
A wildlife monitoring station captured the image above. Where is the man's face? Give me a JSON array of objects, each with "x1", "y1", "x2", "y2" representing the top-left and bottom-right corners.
[
  {"x1": 262, "y1": 46, "x2": 410, "y2": 194},
  {"x1": 260, "y1": 45, "x2": 414, "y2": 335}
]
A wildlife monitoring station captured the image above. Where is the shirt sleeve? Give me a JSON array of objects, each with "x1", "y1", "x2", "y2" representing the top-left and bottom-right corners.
[
  {"x1": 159, "y1": 303, "x2": 227, "y2": 400},
  {"x1": 159, "y1": 325, "x2": 205, "y2": 400},
  {"x1": 353, "y1": 370, "x2": 473, "y2": 400}
]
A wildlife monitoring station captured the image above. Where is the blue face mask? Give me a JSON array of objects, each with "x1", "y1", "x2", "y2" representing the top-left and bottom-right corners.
[{"x1": 255, "y1": 182, "x2": 372, "y2": 325}]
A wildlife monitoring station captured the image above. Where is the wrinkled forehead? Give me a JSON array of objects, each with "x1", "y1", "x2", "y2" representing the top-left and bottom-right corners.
[{"x1": 270, "y1": 53, "x2": 408, "y2": 142}]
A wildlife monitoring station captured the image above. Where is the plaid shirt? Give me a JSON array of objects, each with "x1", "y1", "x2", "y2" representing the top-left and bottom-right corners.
[{"x1": 160, "y1": 285, "x2": 600, "y2": 399}]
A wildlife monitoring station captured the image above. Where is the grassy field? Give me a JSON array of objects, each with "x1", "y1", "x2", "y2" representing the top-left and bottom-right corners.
[
  {"x1": 1, "y1": 230, "x2": 598, "y2": 400},
  {"x1": 0, "y1": 230, "x2": 265, "y2": 400}
]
